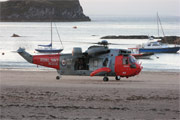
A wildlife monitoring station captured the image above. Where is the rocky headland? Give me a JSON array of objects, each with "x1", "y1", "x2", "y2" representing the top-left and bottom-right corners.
[
  {"x1": 101, "y1": 35, "x2": 180, "y2": 45},
  {"x1": 0, "y1": 0, "x2": 90, "y2": 22}
]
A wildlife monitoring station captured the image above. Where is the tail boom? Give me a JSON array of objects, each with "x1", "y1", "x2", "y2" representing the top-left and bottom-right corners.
[
  {"x1": 33, "y1": 54, "x2": 60, "y2": 69},
  {"x1": 17, "y1": 48, "x2": 60, "y2": 70}
]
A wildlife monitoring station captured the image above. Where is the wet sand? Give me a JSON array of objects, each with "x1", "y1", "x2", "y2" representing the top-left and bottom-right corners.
[{"x1": 0, "y1": 70, "x2": 179, "y2": 120}]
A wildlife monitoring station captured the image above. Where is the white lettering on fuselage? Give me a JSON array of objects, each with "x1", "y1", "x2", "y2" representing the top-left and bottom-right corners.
[
  {"x1": 49, "y1": 58, "x2": 58, "y2": 66},
  {"x1": 40, "y1": 58, "x2": 49, "y2": 62},
  {"x1": 48, "y1": 62, "x2": 58, "y2": 65},
  {"x1": 40, "y1": 58, "x2": 58, "y2": 66},
  {"x1": 51, "y1": 58, "x2": 58, "y2": 62}
]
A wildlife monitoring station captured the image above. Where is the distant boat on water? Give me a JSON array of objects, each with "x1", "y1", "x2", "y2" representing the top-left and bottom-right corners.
[
  {"x1": 35, "y1": 22, "x2": 63, "y2": 53},
  {"x1": 35, "y1": 43, "x2": 63, "y2": 53},
  {"x1": 137, "y1": 13, "x2": 180, "y2": 53},
  {"x1": 138, "y1": 41, "x2": 180, "y2": 53}
]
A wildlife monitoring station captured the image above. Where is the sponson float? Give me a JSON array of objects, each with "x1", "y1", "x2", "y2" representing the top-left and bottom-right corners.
[{"x1": 17, "y1": 40, "x2": 143, "y2": 81}]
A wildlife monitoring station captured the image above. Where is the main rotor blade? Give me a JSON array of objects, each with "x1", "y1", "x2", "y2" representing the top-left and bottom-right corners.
[{"x1": 108, "y1": 43, "x2": 135, "y2": 45}]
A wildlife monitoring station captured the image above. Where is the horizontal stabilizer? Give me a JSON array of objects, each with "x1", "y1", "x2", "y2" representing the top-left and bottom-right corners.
[{"x1": 17, "y1": 47, "x2": 33, "y2": 63}]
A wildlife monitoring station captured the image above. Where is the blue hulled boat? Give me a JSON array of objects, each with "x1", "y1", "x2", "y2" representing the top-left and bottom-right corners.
[
  {"x1": 35, "y1": 43, "x2": 63, "y2": 53},
  {"x1": 138, "y1": 41, "x2": 180, "y2": 53},
  {"x1": 139, "y1": 47, "x2": 180, "y2": 53}
]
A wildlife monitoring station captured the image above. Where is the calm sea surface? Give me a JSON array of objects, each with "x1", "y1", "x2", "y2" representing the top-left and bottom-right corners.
[{"x1": 0, "y1": 15, "x2": 180, "y2": 72}]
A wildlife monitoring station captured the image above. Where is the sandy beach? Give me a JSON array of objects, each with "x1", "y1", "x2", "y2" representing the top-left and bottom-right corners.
[{"x1": 0, "y1": 70, "x2": 179, "y2": 120}]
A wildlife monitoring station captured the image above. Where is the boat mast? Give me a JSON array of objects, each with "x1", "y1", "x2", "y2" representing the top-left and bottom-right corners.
[
  {"x1": 157, "y1": 13, "x2": 160, "y2": 37},
  {"x1": 157, "y1": 12, "x2": 167, "y2": 43},
  {"x1": 157, "y1": 12, "x2": 165, "y2": 37},
  {"x1": 51, "y1": 21, "x2": 53, "y2": 49}
]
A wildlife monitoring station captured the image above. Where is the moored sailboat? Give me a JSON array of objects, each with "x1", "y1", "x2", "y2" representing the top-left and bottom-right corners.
[
  {"x1": 138, "y1": 13, "x2": 180, "y2": 53},
  {"x1": 35, "y1": 22, "x2": 63, "y2": 53}
]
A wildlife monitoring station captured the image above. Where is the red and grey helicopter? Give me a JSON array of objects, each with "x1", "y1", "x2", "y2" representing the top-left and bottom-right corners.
[{"x1": 17, "y1": 40, "x2": 143, "y2": 81}]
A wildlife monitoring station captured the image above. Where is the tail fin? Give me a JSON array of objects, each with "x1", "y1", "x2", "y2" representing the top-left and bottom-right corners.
[{"x1": 17, "y1": 47, "x2": 33, "y2": 63}]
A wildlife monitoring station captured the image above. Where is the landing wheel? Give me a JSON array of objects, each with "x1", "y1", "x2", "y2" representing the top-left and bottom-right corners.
[
  {"x1": 115, "y1": 76, "x2": 121, "y2": 81},
  {"x1": 56, "y1": 76, "x2": 60, "y2": 80},
  {"x1": 103, "y1": 76, "x2": 109, "y2": 82}
]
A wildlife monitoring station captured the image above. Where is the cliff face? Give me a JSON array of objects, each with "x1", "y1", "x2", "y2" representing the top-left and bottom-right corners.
[{"x1": 0, "y1": 0, "x2": 90, "y2": 22}]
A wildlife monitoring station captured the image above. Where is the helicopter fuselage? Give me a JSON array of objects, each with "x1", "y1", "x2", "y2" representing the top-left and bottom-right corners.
[{"x1": 57, "y1": 49, "x2": 141, "y2": 77}]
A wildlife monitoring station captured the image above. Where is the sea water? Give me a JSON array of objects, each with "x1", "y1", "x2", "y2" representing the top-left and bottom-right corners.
[{"x1": 0, "y1": 15, "x2": 180, "y2": 72}]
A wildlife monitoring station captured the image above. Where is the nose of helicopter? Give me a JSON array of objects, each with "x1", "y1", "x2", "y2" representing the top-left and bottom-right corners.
[{"x1": 135, "y1": 63, "x2": 143, "y2": 75}]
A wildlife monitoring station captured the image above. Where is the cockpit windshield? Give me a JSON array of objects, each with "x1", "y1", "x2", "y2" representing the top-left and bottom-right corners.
[{"x1": 129, "y1": 55, "x2": 136, "y2": 63}]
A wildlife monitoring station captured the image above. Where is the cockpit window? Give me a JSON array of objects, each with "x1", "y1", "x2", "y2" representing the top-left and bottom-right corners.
[
  {"x1": 129, "y1": 55, "x2": 136, "y2": 63},
  {"x1": 123, "y1": 57, "x2": 129, "y2": 65}
]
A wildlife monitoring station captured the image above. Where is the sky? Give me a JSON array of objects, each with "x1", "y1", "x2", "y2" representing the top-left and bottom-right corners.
[
  {"x1": 80, "y1": 0, "x2": 180, "y2": 16},
  {"x1": 0, "y1": 0, "x2": 179, "y2": 17}
]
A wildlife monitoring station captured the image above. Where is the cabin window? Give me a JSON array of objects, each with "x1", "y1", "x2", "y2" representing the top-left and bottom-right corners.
[
  {"x1": 103, "y1": 58, "x2": 108, "y2": 66},
  {"x1": 123, "y1": 57, "x2": 129, "y2": 65},
  {"x1": 152, "y1": 43, "x2": 160, "y2": 46},
  {"x1": 151, "y1": 42, "x2": 161, "y2": 46},
  {"x1": 129, "y1": 56, "x2": 136, "y2": 63}
]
